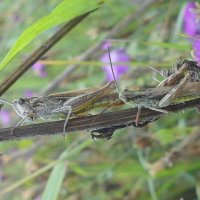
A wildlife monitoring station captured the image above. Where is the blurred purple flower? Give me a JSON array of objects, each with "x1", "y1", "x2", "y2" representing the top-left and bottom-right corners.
[
  {"x1": 101, "y1": 46, "x2": 130, "y2": 81},
  {"x1": 0, "y1": 110, "x2": 11, "y2": 126},
  {"x1": 183, "y1": 2, "x2": 199, "y2": 36},
  {"x1": 183, "y1": 2, "x2": 200, "y2": 64},
  {"x1": 102, "y1": 41, "x2": 112, "y2": 50},
  {"x1": 24, "y1": 90, "x2": 34, "y2": 98},
  {"x1": 32, "y1": 61, "x2": 47, "y2": 77},
  {"x1": 192, "y1": 36, "x2": 200, "y2": 59}
]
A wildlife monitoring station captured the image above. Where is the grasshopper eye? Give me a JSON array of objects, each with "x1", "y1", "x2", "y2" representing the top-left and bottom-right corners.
[{"x1": 13, "y1": 98, "x2": 25, "y2": 105}]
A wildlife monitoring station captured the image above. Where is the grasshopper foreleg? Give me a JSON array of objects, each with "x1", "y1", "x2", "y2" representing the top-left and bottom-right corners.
[
  {"x1": 52, "y1": 105, "x2": 72, "y2": 137},
  {"x1": 11, "y1": 115, "x2": 30, "y2": 135}
]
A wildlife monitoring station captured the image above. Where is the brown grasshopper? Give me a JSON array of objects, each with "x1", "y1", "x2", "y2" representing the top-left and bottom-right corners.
[{"x1": 0, "y1": 81, "x2": 116, "y2": 135}]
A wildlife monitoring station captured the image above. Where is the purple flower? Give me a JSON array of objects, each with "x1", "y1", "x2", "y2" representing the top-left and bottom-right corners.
[
  {"x1": 183, "y1": 2, "x2": 199, "y2": 36},
  {"x1": 0, "y1": 110, "x2": 11, "y2": 126},
  {"x1": 32, "y1": 61, "x2": 47, "y2": 77},
  {"x1": 101, "y1": 41, "x2": 112, "y2": 50},
  {"x1": 101, "y1": 45, "x2": 130, "y2": 81},
  {"x1": 24, "y1": 90, "x2": 34, "y2": 98},
  {"x1": 183, "y1": 2, "x2": 200, "y2": 64}
]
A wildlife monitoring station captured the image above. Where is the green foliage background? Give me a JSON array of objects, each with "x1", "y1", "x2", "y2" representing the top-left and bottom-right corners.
[{"x1": 0, "y1": 0, "x2": 199, "y2": 200}]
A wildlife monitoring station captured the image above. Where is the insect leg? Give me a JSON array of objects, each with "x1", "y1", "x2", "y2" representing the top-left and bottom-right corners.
[
  {"x1": 158, "y1": 72, "x2": 190, "y2": 108},
  {"x1": 63, "y1": 106, "x2": 72, "y2": 136},
  {"x1": 51, "y1": 105, "x2": 72, "y2": 137},
  {"x1": 11, "y1": 116, "x2": 29, "y2": 135},
  {"x1": 157, "y1": 63, "x2": 188, "y2": 88},
  {"x1": 135, "y1": 106, "x2": 142, "y2": 126}
]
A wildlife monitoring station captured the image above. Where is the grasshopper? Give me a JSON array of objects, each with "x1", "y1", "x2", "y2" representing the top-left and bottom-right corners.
[
  {"x1": 107, "y1": 46, "x2": 200, "y2": 124},
  {"x1": 107, "y1": 46, "x2": 170, "y2": 124},
  {"x1": 0, "y1": 81, "x2": 116, "y2": 135}
]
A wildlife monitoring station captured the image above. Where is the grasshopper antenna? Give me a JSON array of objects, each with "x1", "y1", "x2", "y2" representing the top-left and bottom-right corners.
[
  {"x1": 147, "y1": 66, "x2": 165, "y2": 77},
  {"x1": 0, "y1": 98, "x2": 12, "y2": 106},
  {"x1": 107, "y1": 46, "x2": 142, "y2": 126},
  {"x1": 91, "y1": 47, "x2": 124, "y2": 140},
  {"x1": 107, "y1": 45, "x2": 130, "y2": 103},
  {"x1": 107, "y1": 46, "x2": 121, "y2": 95}
]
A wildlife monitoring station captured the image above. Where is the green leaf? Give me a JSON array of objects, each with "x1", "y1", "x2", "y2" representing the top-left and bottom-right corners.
[
  {"x1": 41, "y1": 140, "x2": 92, "y2": 200},
  {"x1": 0, "y1": 0, "x2": 103, "y2": 71},
  {"x1": 41, "y1": 151, "x2": 68, "y2": 200}
]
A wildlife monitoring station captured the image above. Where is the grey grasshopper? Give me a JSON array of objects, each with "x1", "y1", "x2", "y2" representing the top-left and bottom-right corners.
[
  {"x1": 132, "y1": 60, "x2": 200, "y2": 123},
  {"x1": 130, "y1": 59, "x2": 200, "y2": 123},
  {"x1": 0, "y1": 81, "x2": 115, "y2": 134},
  {"x1": 107, "y1": 46, "x2": 200, "y2": 124}
]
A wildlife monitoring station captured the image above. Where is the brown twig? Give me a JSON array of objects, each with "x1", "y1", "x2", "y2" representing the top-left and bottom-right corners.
[{"x1": 0, "y1": 10, "x2": 96, "y2": 96}]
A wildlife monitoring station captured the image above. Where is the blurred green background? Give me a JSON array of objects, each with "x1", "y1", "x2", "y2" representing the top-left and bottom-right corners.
[{"x1": 0, "y1": 0, "x2": 200, "y2": 199}]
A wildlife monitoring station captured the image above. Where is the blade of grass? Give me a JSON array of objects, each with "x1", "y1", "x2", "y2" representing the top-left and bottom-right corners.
[
  {"x1": 0, "y1": 0, "x2": 103, "y2": 71},
  {"x1": 41, "y1": 150, "x2": 68, "y2": 200}
]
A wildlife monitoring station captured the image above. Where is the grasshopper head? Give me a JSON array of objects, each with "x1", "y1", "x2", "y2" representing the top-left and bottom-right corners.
[{"x1": 12, "y1": 98, "x2": 34, "y2": 120}]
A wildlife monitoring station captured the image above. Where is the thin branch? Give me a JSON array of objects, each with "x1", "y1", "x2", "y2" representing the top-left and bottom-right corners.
[
  {"x1": 0, "y1": 108, "x2": 162, "y2": 142},
  {"x1": 0, "y1": 10, "x2": 96, "y2": 96}
]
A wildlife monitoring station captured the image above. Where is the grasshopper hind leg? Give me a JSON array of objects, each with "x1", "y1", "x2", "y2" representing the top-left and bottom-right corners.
[
  {"x1": 51, "y1": 105, "x2": 72, "y2": 138},
  {"x1": 135, "y1": 106, "x2": 142, "y2": 126},
  {"x1": 158, "y1": 72, "x2": 190, "y2": 108},
  {"x1": 63, "y1": 106, "x2": 72, "y2": 138}
]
